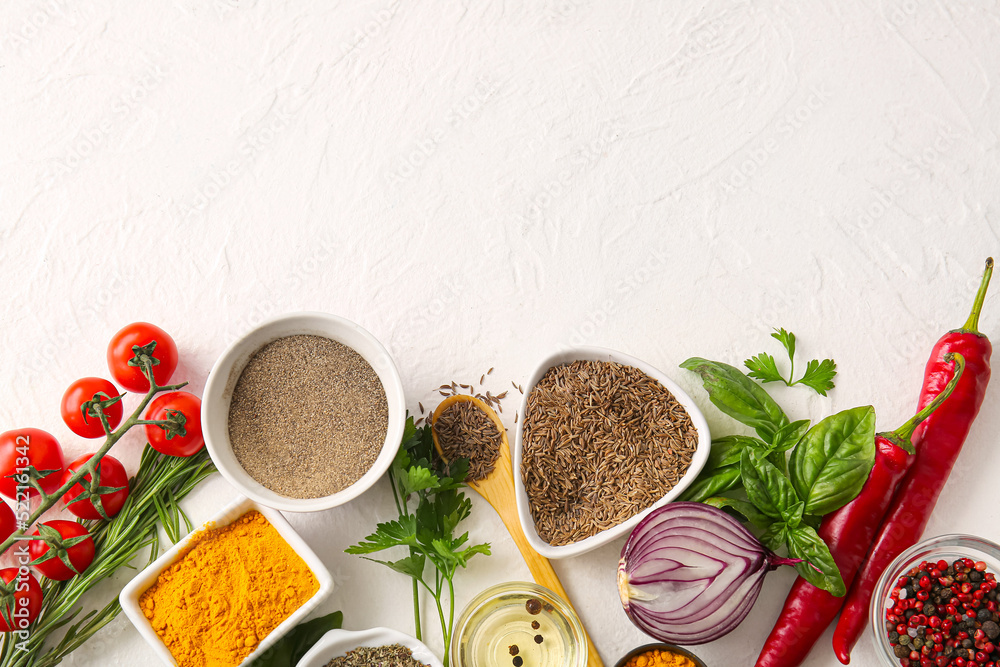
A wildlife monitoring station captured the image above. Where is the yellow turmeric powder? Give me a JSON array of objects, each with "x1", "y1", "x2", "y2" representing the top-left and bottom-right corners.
[
  {"x1": 139, "y1": 510, "x2": 319, "y2": 667},
  {"x1": 624, "y1": 647, "x2": 698, "y2": 667}
]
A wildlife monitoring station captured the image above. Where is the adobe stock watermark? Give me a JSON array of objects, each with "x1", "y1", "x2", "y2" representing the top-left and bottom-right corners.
[
  {"x1": 881, "y1": 0, "x2": 921, "y2": 31},
  {"x1": 542, "y1": 0, "x2": 592, "y2": 24},
  {"x1": 0, "y1": 0, "x2": 77, "y2": 56},
  {"x1": 7, "y1": 433, "x2": 35, "y2": 651},
  {"x1": 339, "y1": 0, "x2": 401, "y2": 58},
  {"x1": 175, "y1": 103, "x2": 298, "y2": 220},
  {"x1": 224, "y1": 237, "x2": 339, "y2": 342},
  {"x1": 523, "y1": 124, "x2": 622, "y2": 223},
  {"x1": 563, "y1": 249, "x2": 669, "y2": 348},
  {"x1": 719, "y1": 84, "x2": 832, "y2": 194},
  {"x1": 43, "y1": 61, "x2": 168, "y2": 188},
  {"x1": 844, "y1": 125, "x2": 960, "y2": 234},
  {"x1": 384, "y1": 74, "x2": 504, "y2": 186}
]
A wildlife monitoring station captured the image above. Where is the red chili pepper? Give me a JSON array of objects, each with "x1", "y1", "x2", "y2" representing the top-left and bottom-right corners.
[
  {"x1": 832, "y1": 258, "x2": 993, "y2": 664},
  {"x1": 753, "y1": 354, "x2": 965, "y2": 667}
]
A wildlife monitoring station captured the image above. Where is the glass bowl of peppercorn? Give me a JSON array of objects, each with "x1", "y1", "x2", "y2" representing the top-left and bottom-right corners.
[
  {"x1": 451, "y1": 581, "x2": 587, "y2": 667},
  {"x1": 871, "y1": 533, "x2": 1000, "y2": 667}
]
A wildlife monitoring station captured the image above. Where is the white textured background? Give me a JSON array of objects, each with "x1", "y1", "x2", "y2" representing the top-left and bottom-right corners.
[{"x1": 2, "y1": 1, "x2": 1000, "y2": 666}]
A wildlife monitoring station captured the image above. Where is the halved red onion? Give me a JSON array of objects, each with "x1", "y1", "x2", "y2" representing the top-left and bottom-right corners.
[{"x1": 617, "y1": 502, "x2": 798, "y2": 645}]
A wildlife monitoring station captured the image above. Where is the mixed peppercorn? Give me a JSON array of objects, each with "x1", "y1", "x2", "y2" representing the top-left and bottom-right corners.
[{"x1": 885, "y1": 558, "x2": 1000, "y2": 666}]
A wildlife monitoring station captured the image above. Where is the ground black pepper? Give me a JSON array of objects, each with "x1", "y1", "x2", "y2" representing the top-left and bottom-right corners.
[{"x1": 228, "y1": 335, "x2": 388, "y2": 499}]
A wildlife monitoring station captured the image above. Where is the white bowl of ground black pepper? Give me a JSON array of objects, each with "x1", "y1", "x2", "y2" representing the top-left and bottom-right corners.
[
  {"x1": 513, "y1": 347, "x2": 711, "y2": 559},
  {"x1": 202, "y1": 312, "x2": 406, "y2": 512}
]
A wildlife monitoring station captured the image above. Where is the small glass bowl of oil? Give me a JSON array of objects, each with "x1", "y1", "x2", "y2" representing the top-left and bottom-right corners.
[{"x1": 451, "y1": 581, "x2": 586, "y2": 667}]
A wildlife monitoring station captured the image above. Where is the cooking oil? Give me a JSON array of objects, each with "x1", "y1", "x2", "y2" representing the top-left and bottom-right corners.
[{"x1": 453, "y1": 587, "x2": 583, "y2": 667}]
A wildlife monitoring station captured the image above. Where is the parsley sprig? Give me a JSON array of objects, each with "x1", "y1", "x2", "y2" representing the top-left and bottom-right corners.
[
  {"x1": 745, "y1": 328, "x2": 838, "y2": 396},
  {"x1": 346, "y1": 418, "x2": 490, "y2": 667}
]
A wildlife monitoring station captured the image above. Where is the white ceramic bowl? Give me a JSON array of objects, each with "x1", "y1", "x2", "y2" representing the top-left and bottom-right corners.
[
  {"x1": 202, "y1": 311, "x2": 406, "y2": 512},
  {"x1": 120, "y1": 495, "x2": 334, "y2": 667},
  {"x1": 295, "y1": 627, "x2": 444, "y2": 667},
  {"x1": 513, "y1": 346, "x2": 711, "y2": 559}
]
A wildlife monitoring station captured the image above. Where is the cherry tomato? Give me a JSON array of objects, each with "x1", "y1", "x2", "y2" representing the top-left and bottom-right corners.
[
  {"x1": 29, "y1": 520, "x2": 95, "y2": 581},
  {"x1": 0, "y1": 568, "x2": 42, "y2": 632},
  {"x1": 144, "y1": 392, "x2": 204, "y2": 457},
  {"x1": 60, "y1": 377, "x2": 124, "y2": 439},
  {"x1": 63, "y1": 454, "x2": 129, "y2": 520},
  {"x1": 107, "y1": 322, "x2": 178, "y2": 392},
  {"x1": 0, "y1": 503, "x2": 15, "y2": 544},
  {"x1": 0, "y1": 429, "x2": 65, "y2": 501}
]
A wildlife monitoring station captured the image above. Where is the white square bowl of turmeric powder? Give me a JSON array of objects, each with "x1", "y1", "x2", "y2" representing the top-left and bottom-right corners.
[{"x1": 119, "y1": 495, "x2": 334, "y2": 667}]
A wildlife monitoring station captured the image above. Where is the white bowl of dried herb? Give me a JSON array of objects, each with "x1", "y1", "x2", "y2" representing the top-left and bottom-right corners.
[
  {"x1": 295, "y1": 627, "x2": 443, "y2": 667},
  {"x1": 513, "y1": 346, "x2": 711, "y2": 559},
  {"x1": 202, "y1": 311, "x2": 406, "y2": 512}
]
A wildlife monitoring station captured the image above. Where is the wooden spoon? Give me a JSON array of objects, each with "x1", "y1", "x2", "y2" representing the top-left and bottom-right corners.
[{"x1": 431, "y1": 394, "x2": 604, "y2": 667}]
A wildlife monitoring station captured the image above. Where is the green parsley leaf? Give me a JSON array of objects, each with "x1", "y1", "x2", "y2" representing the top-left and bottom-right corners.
[
  {"x1": 771, "y1": 327, "x2": 796, "y2": 361},
  {"x1": 745, "y1": 352, "x2": 785, "y2": 384},
  {"x1": 795, "y1": 358, "x2": 837, "y2": 396}
]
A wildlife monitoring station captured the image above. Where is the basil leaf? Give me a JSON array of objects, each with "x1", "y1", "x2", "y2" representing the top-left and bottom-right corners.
[
  {"x1": 760, "y1": 521, "x2": 787, "y2": 551},
  {"x1": 780, "y1": 499, "x2": 804, "y2": 528},
  {"x1": 250, "y1": 611, "x2": 344, "y2": 667},
  {"x1": 704, "y1": 496, "x2": 773, "y2": 529},
  {"x1": 786, "y1": 525, "x2": 846, "y2": 596},
  {"x1": 788, "y1": 406, "x2": 876, "y2": 515},
  {"x1": 706, "y1": 436, "x2": 766, "y2": 470},
  {"x1": 677, "y1": 465, "x2": 741, "y2": 503},
  {"x1": 680, "y1": 358, "x2": 790, "y2": 443},
  {"x1": 740, "y1": 449, "x2": 801, "y2": 519},
  {"x1": 772, "y1": 419, "x2": 810, "y2": 453}
]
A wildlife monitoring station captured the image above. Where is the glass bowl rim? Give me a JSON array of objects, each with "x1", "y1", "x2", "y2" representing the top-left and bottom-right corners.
[
  {"x1": 869, "y1": 533, "x2": 1000, "y2": 665},
  {"x1": 451, "y1": 581, "x2": 587, "y2": 667}
]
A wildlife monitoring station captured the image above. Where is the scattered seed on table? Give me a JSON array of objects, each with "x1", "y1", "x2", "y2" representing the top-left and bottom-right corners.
[
  {"x1": 418, "y1": 402, "x2": 424, "y2": 414},
  {"x1": 488, "y1": 367, "x2": 494, "y2": 375}
]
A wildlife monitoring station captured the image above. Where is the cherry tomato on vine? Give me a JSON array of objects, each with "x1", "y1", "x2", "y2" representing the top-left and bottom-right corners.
[
  {"x1": 0, "y1": 568, "x2": 42, "y2": 632},
  {"x1": 62, "y1": 454, "x2": 129, "y2": 520},
  {"x1": 144, "y1": 392, "x2": 204, "y2": 457},
  {"x1": 60, "y1": 377, "x2": 123, "y2": 439},
  {"x1": 107, "y1": 322, "x2": 178, "y2": 392},
  {"x1": 29, "y1": 520, "x2": 95, "y2": 581},
  {"x1": 0, "y1": 429, "x2": 65, "y2": 501},
  {"x1": 0, "y1": 503, "x2": 15, "y2": 544}
]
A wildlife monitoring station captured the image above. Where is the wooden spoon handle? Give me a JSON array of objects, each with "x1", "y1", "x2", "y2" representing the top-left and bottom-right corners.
[{"x1": 492, "y1": 502, "x2": 605, "y2": 667}]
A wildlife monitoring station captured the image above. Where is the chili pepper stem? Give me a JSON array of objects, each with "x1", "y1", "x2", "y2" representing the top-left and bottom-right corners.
[
  {"x1": 877, "y1": 353, "x2": 965, "y2": 453},
  {"x1": 957, "y1": 257, "x2": 993, "y2": 334}
]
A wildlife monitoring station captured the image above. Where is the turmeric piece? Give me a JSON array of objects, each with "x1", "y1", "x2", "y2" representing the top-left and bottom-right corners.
[
  {"x1": 139, "y1": 510, "x2": 318, "y2": 667},
  {"x1": 624, "y1": 648, "x2": 698, "y2": 667}
]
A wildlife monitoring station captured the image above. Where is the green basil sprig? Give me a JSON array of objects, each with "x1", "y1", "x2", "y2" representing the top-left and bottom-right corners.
[{"x1": 680, "y1": 336, "x2": 875, "y2": 597}]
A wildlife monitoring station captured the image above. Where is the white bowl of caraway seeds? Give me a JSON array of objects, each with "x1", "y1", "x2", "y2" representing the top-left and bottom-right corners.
[
  {"x1": 202, "y1": 312, "x2": 405, "y2": 512},
  {"x1": 513, "y1": 346, "x2": 711, "y2": 559}
]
